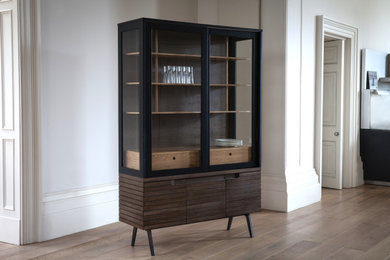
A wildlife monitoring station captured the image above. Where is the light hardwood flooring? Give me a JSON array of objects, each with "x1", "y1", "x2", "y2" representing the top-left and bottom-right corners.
[{"x1": 1, "y1": 185, "x2": 390, "y2": 259}]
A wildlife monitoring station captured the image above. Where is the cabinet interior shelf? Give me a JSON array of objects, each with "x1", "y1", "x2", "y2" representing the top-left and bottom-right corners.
[
  {"x1": 125, "y1": 111, "x2": 251, "y2": 115},
  {"x1": 124, "y1": 51, "x2": 250, "y2": 61},
  {"x1": 125, "y1": 82, "x2": 250, "y2": 87},
  {"x1": 129, "y1": 145, "x2": 251, "y2": 153}
]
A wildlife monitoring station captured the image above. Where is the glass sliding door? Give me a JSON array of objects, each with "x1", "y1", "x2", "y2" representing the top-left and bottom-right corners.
[
  {"x1": 209, "y1": 32, "x2": 254, "y2": 166},
  {"x1": 151, "y1": 29, "x2": 202, "y2": 171}
]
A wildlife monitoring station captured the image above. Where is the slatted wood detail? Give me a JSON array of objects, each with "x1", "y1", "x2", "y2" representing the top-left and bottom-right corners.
[
  {"x1": 119, "y1": 174, "x2": 143, "y2": 228},
  {"x1": 226, "y1": 172, "x2": 261, "y2": 216},
  {"x1": 143, "y1": 180, "x2": 187, "y2": 229},
  {"x1": 187, "y1": 176, "x2": 226, "y2": 223},
  {"x1": 119, "y1": 169, "x2": 261, "y2": 230}
]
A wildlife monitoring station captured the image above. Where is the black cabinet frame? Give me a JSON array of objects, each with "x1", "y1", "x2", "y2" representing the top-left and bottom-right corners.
[{"x1": 118, "y1": 18, "x2": 262, "y2": 178}]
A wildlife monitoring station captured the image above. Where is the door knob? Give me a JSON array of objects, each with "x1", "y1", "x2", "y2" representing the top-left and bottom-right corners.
[{"x1": 334, "y1": 131, "x2": 340, "y2": 136}]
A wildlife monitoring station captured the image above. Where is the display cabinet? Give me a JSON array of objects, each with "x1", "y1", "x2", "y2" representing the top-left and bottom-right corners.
[{"x1": 118, "y1": 18, "x2": 262, "y2": 256}]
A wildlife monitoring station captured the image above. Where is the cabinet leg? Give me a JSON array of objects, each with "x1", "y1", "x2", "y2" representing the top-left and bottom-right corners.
[
  {"x1": 227, "y1": 216, "x2": 233, "y2": 230},
  {"x1": 147, "y1": 230, "x2": 155, "y2": 256},
  {"x1": 245, "y1": 214, "x2": 254, "y2": 238},
  {"x1": 131, "y1": 227, "x2": 137, "y2": 246}
]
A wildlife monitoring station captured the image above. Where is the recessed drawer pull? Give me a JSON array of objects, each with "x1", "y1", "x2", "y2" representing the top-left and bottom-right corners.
[
  {"x1": 225, "y1": 173, "x2": 240, "y2": 180},
  {"x1": 229, "y1": 153, "x2": 232, "y2": 156},
  {"x1": 172, "y1": 156, "x2": 176, "y2": 160}
]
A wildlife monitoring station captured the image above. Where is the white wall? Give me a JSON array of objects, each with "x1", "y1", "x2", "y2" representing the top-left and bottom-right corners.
[
  {"x1": 40, "y1": 0, "x2": 198, "y2": 194},
  {"x1": 38, "y1": 0, "x2": 260, "y2": 242},
  {"x1": 37, "y1": 0, "x2": 390, "y2": 241},
  {"x1": 261, "y1": 0, "x2": 390, "y2": 212},
  {"x1": 300, "y1": 0, "x2": 390, "y2": 182},
  {"x1": 39, "y1": 0, "x2": 198, "y2": 241}
]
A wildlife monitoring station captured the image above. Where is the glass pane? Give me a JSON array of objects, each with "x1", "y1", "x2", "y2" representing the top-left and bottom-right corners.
[
  {"x1": 151, "y1": 29, "x2": 201, "y2": 171},
  {"x1": 122, "y1": 29, "x2": 140, "y2": 170},
  {"x1": 209, "y1": 35, "x2": 253, "y2": 165}
]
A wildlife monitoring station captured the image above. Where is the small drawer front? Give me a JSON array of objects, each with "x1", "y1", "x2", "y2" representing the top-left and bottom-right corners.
[
  {"x1": 143, "y1": 180, "x2": 187, "y2": 229},
  {"x1": 210, "y1": 147, "x2": 252, "y2": 165},
  {"x1": 152, "y1": 150, "x2": 200, "y2": 171},
  {"x1": 226, "y1": 171, "x2": 261, "y2": 216},
  {"x1": 125, "y1": 150, "x2": 140, "y2": 170}
]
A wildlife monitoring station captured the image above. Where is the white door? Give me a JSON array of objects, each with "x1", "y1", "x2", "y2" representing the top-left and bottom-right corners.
[
  {"x1": 0, "y1": 0, "x2": 21, "y2": 244},
  {"x1": 322, "y1": 40, "x2": 344, "y2": 189}
]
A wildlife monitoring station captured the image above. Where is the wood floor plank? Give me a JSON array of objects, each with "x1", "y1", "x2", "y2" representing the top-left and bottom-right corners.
[
  {"x1": 2, "y1": 185, "x2": 390, "y2": 259},
  {"x1": 325, "y1": 247, "x2": 364, "y2": 260},
  {"x1": 265, "y1": 240, "x2": 319, "y2": 260},
  {"x1": 355, "y1": 236, "x2": 390, "y2": 260}
]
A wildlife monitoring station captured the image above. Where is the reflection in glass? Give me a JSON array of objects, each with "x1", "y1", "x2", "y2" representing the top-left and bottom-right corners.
[{"x1": 209, "y1": 35, "x2": 253, "y2": 165}]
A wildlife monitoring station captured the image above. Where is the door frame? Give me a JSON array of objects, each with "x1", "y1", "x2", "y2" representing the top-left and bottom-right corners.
[
  {"x1": 19, "y1": 0, "x2": 41, "y2": 244},
  {"x1": 315, "y1": 16, "x2": 363, "y2": 188}
]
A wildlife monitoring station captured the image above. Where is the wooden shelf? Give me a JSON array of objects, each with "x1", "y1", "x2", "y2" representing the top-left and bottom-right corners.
[
  {"x1": 125, "y1": 112, "x2": 140, "y2": 115},
  {"x1": 152, "y1": 83, "x2": 201, "y2": 87},
  {"x1": 127, "y1": 146, "x2": 251, "y2": 154},
  {"x1": 152, "y1": 111, "x2": 201, "y2": 115},
  {"x1": 125, "y1": 52, "x2": 140, "y2": 56},
  {"x1": 125, "y1": 82, "x2": 140, "y2": 86},
  {"x1": 152, "y1": 52, "x2": 200, "y2": 59},
  {"x1": 210, "y1": 83, "x2": 251, "y2": 87},
  {"x1": 125, "y1": 111, "x2": 251, "y2": 115},
  {"x1": 210, "y1": 56, "x2": 249, "y2": 61},
  {"x1": 152, "y1": 146, "x2": 200, "y2": 152},
  {"x1": 151, "y1": 83, "x2": 250, "y2": 87},
  {"x1": 147, "y1": 52, "x2": 249, "y2": 61},
  {"x1": 125, "y1": 51, "x2": 249, "y2": 60},
  {"x1": 210, "y1": 111, "x2": 251, "y2": 114}
]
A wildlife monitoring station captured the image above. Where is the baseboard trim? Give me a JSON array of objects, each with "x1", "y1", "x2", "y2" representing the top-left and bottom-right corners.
[
  {"x1": 262, "y1": 168, "x2": 321, "y2": 212},
  {"x1": 261, "y1": 174, "x2": 288, "y2": 211},
  {"x1": 365, "y1": 180, "x2": 390, "y2": 187},
  {"x1": 40, "y1": 183, "x2": 118, "y2": 241},
  {"x1": 0, "y1": 216, "x2": 20, "y2": 244},
  {"x1": 286, "y1": 168, "x2": 321, "y2": 212}
]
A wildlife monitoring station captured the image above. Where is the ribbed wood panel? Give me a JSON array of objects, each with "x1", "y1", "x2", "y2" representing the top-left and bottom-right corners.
[
  {"x1": 119, "y1": 174, "x2": 143, "y2": 228},
  {"x1": 187, "y1": 176, "x2": 226, "y2": 223},
  {"x1": 226, "y1": 172, "x2": 261, "y2": 216},
  {"x1": 119, "y1": 169, "x2": 261, "y2": 230},
  {"x1": 143, "y1": 180, "x2": 186, "y2": 229}
]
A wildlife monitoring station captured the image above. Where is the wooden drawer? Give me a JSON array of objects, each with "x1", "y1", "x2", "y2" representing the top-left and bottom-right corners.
[
  {"x1": 226, "y1": 171, "x2": 261, "y2": 216},
  {"x1": 143, "y1": 179, "x2": 187, "y2": 229},
  {"x1": 119, "y1": 170, "x2": 261, "y2": 230},
  {"x1": 210, "y1": 146, "x2": 252, "y2": 165},
  {"x1": 152, "y1": 150, "x2": 200, "y2": 170},
  {"x1": 186, "y1": 176, "x2": 226, "y2": 223},
  {"x1": 125, "y1": 150, "x2": 140, "y2": 170}
]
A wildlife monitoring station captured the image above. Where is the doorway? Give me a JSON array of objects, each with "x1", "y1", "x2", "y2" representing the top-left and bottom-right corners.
[
  {"x1": 315, "y1": 16, "x2": 363, "y2": 189},
  {"x1": 322, "y1": 38, "x2": 345, "y2": 189}
]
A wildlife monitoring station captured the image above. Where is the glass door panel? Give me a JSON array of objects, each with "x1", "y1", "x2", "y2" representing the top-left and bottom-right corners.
[
  {"x1": 209, "y1": 34, "x2": 253, "y2": 166},
  {"x1": 122, "y1": 29, "x2": 141, "y2": 170},
  {"x1": 151, "y1": 29, "x2": 202, "y2": 171}
]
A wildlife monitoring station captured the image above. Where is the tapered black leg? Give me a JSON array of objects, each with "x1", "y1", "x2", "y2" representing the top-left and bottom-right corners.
[
  {"x1": 227, "y1": 217, "x2": 233, "y2": 230},
  {"x1": 245, "y1": 214, "x2": 254, "y2": 238},
  {"x1": 147, "y1": 230, "x2": 155, "y2": 256},
  {"x1": 131, "y1": 227, "x2": 137, "y2": 246}
]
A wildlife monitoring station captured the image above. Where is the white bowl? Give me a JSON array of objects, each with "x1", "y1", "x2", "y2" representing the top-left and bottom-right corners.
[{"x1": 215, "y1": 138, "x2": 243, "y2": 147}]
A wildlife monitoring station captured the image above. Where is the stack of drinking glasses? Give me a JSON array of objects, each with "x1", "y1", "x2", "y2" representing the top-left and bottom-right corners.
[{"x1": 163, "y1": 66, "x2": 194, "y2": 84}]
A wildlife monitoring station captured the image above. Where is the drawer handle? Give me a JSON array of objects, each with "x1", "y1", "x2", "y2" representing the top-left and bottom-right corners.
[
  {"x1": 225, "y1": 173, "x2": 240, "y2": 179},
  {"x1": 229, "y1": 152, "x2": 232, "y2": 156},
  {"x1": 172, "y1": 156, "x2": 176, "y2": 160}
]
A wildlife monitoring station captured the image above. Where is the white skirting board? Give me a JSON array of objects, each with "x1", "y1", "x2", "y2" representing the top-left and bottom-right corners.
[
  {"x1": 0, "y1": 216, "x2": 20, "y2": 244},
  {"x1": 365, "y1": 180, "x2": 390, "y2": 187},
  {"x1": 40, "y1": 183, "x2": 118, "y2": 241},
  {"x1": 261, "y1": 168, "x2": 321, "y2": 212}
]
